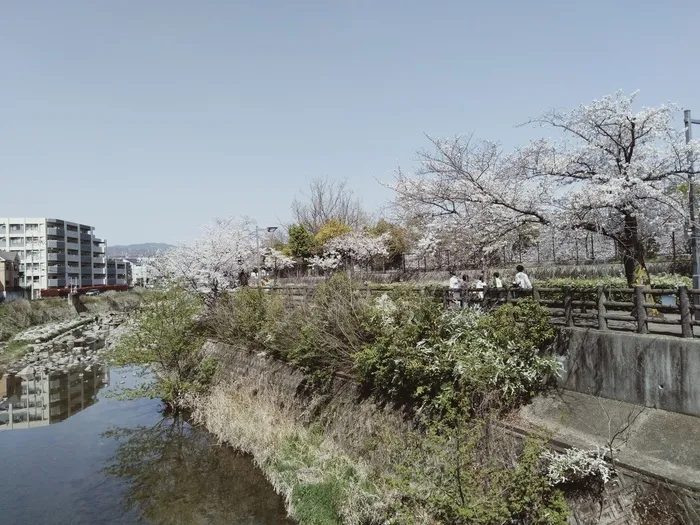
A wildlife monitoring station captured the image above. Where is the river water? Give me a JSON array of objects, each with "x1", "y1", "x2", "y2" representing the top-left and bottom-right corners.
[{"x1": 0, "y1": 364, "x2": 294, "y2": 524}]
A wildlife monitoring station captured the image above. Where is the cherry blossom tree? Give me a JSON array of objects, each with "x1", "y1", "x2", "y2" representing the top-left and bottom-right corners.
[
  {"x1": 307, "y1": 252, "x2": 342, "y2": 272},
  {"x1": 389, "y1": 92, "x2": 700, "y2": 285},
  {"x1": 325, "y1": 231, "x2": 390, "y2": 267},
  {"x1": 157, "y1": 217, "x2": 257, "y2": 304},
  {"x1": 262, "y1": 248, "x2": 296, "y2": 271},
  {"x1": 526, "y1": 91, "x2": 696, "y2": 285}
]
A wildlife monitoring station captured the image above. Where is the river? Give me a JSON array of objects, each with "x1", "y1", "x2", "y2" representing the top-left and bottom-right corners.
[{"x1": 0, "y1": 364, "x2": 294, "y2": 524}]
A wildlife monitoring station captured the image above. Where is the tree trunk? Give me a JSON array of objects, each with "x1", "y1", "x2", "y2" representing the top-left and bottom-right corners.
[
  {"x1": 620, "y1": 214, "x2": 650, "y2": 287},
  {"x1": 619, "y1": 213, "x2": 659, "y2": 317}
]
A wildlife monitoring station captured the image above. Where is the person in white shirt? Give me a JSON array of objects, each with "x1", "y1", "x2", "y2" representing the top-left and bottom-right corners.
[
  {"x1": 491, "y1": 272, "x2": 503, "y2": 288},
  {"x1": 449, "y1": 271, "x2": 461, "y2": 290},
  {"x1": 513, "y1": 265, "x2": 533, "y2": 290},
  {"x1": 473, "y1": 274, "x2": 486, "y2": 300}
]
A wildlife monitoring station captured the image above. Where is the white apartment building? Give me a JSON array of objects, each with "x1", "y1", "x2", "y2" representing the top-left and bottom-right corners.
[{"x1": 0, "y1": 218, "x2": 108, "y2": 298}]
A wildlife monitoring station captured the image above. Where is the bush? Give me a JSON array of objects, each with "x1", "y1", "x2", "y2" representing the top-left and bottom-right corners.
[
  {"x1": 355, "y1": 296, "x2": 559, "y2": 416},
  {"x1": 385, "y1": 413, "x2": 569, "y2": 525},
  {"x1": 206, "y1": 287, "x2": 286, "y2": 345},
  {"x1": 208, "y1": 274, "x2": 374, "y2": 379},
  {"x1": 110, "y1": 287, "x2": 215, "y2": 407}
]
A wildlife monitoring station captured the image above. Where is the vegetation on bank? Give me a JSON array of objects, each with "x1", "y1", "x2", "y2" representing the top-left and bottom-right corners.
[
  {"x1": 116, "y1": 274, "x2": 612, "y2": 523},
  {"x1": 0, "y1": 290, "x2": 143, "y2": 343},
  {"x1": 109, "y1": 287, "x2": 215, "y2": 406}
]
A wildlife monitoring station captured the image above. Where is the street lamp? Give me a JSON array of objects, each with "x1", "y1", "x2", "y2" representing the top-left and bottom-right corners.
[
  {"x1": 684, "y1": 110, "x2": 700, "y2": 317},
  {"x1": 255, "y1": 226, "x2": 278, "y2": 286}
]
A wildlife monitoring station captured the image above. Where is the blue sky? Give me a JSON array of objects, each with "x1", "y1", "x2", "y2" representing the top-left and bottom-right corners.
[{"x1": 2, "y1": 1, "x2": 700, "y2": 245}]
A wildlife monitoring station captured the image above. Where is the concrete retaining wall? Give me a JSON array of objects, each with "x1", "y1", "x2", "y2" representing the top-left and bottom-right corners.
[{"x1": 556, "y1": 327, "x2": 700, "y2": 417}]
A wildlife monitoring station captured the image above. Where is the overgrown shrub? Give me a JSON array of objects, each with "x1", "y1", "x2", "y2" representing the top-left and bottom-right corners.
[
  {"x1": 110, "y1": 287, "x2": 215, "y2": 407},
  {"x1": 355, "y1": 296, "x2": 560, "y2": 416},
  {"x1": 384, "y1": 413, "x2": 569, "y2": 524},
  {"x1": 208, "y1": 274, "x2": 374, "y2": 379}
]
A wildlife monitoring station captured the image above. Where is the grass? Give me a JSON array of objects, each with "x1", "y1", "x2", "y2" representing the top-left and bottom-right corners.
[
  {"x1": 292, "y1": 482, "x2": 343, "y2": 525},
  {"x1": 0, "y1": 290, "x2": 143, "y2": 343},
  {"x1": 0, "y1": 339, "x2": 30, "y2": 371},
  {"x1": 193, "y1": 376, "x2": 382, "y2": 525}
]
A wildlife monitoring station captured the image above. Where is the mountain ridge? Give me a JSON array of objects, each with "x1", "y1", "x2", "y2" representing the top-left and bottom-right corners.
[{"x1": 106, "y1": 242, "x2": 173, "y2": 257}]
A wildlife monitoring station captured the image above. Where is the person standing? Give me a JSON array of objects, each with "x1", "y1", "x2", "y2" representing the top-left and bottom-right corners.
[
  {"x1": 449, "y1": 271, "x2": 462, "y2": 308},
  {"x1": 473, "y1": 274, "x2": 486, "y2": 300},
  {"x1": 513, "y1": 265, "x2": 533, "y2": 290},
  {"x1": 491, "y1": 272, "x2": 503, "y2": 288},
  {"x1": 460, "y1": 274, "x2": 469, "y2": 307}
]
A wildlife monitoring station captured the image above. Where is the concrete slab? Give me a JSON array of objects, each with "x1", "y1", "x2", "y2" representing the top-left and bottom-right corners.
[{"x1": 511, "y1": 390, "x2": 700, "y2": 490}]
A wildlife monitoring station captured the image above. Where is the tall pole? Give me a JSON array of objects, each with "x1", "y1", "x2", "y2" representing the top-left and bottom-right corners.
[
  {"x1": 255, "y1": 227, "x2": 261, "y2": 287},
  {"x1": 684, "y1": 110, "x2": 700, "y2": 320}
]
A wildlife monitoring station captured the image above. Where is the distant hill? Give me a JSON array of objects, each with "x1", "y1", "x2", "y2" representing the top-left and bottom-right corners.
[{"x1": 106, "y1": 242, "x2": 174, "y2": 257}]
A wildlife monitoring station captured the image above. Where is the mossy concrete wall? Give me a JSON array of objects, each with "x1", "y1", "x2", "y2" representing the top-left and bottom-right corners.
[{"x1": 556, "y1": 328, "x2": 700, "y2": 418}]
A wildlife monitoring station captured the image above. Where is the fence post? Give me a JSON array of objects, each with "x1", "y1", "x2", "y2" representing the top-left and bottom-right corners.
[
  {"x1": 679, "y1": 286, "x2": 692, "y2": 338},
  {"x1": 634, "y1": 285, "x2": 648, "y2": 334},
  {"x1": 597, "y1": 286, "x2": 608, "y2": 331},
  {"x1": 532, "y1": 286, "x2": 540, "y2": 302},
  {"x1": 443, "y1": 288, "x2": 449, "y2": 310},
  {"x1": 564, "y1": 286, "x2": 574, "y2": 327}
]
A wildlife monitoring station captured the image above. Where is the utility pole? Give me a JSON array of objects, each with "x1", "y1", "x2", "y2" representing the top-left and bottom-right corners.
[{"x1": 684, "y1": 110, "x2": 700, "y2": 319}]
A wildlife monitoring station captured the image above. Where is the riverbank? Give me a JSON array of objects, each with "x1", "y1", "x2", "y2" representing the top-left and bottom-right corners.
[
  {"x1": 118, "y1": 278, "x2": 642, "y2": 523},
  {"x1": 0, "y1": 290, "x2": 142, "y2": 373},
  {"x1": 0, "y1": 290, "x2": 142, "y2": 343},
  {"x1": 193, "y1": 341, "x2": 411, "y2": 524}
]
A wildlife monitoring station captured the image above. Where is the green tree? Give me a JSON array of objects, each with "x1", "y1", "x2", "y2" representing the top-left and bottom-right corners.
[
  {"x1": 369, "y1": 219, "x2": 410, "y2": 265},
  {"x1": 314, "y1": 219, "x2": 352, "y2": 246},
  {"x1": 287, "y1": 224, "x2": 316, "y2": 258},
  {"x1": 109, "y1": 287, "x2": 215, "y2": 407}
]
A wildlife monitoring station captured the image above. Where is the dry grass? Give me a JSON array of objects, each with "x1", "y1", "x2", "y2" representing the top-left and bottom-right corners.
[{"x1": 193, "y1": 372, "x2": 387, "y2": 525}]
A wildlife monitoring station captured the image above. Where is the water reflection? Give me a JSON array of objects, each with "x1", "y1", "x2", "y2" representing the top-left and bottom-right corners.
[
  {"x1": 0, "y1": 365, "x2": 109, "y2": 430},
  {"x1": 103, "y1": 415, "x2": 295, "y2": 525}
]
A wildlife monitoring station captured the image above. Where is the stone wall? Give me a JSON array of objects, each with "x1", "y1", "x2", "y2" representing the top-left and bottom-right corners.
[{"x1": 556, "y1": 327, "x2": 700, "y2": 418}]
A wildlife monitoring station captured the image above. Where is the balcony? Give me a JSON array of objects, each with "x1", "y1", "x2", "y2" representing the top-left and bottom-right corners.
[
  {"x1": 66, "y1": 254, "x2": 79, "y2": 263},
  {"x1": 66, "y1": 229, "x2": 79, "y2": 238},
  {"x1": 66, "y1": 242, "x2": 80, "y2": 251},
  {"x1": 93, "y1": 245, "x2": 105, "y2": 254},
  {"x1": 93, "y1": 256, "x2": 106, "y2": 264},
  {"x1": 80, "y1": 256, "x2": 92, "y2": 263},
  {"x1": 46, "y1": 227, "x2": 65, "y2": 236},
  {"x1": 47, "y1": 279, "x2": 67, "y2": 288},
  {"x1": 80, "y1": 233, "x2": 92, "y2": 241},
  {"x1": 46, "y1": 240, "x2": 65, "y2": 250},
  {"x1": 47, "y1": 265, "x2": 66, "y2": 274},
  {"x1": 81, "y1": 279, "x2": 93, "y2": 286},
  {"x1": 47, "y1": 253, "x2": 66, "y2": 262}
]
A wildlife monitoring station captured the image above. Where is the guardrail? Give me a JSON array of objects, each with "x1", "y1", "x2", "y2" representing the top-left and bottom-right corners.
[{"x1": 263, "y1": 284, "x2": 700, "y2": 338}]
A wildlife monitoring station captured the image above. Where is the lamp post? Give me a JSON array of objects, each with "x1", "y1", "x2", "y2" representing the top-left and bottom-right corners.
[
  {"x1": 684, "y1": 110, "x2": 700, "y2": 318},
  {"x1": 255, "y1": 226, "x2": 278, "y2": 286}
]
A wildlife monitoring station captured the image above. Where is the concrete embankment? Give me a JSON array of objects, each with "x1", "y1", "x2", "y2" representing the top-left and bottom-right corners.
[{"x1": 556, "y1": 327, "x2": 700, "y2": 418}]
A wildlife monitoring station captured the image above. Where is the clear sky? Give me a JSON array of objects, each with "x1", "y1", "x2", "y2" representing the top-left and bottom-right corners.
[{"x1": 3, "y1": 1, "x2": 700, "y2": 245}]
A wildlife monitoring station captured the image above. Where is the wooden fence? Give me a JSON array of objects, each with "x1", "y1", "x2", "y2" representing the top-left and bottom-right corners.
[{"x1": 265, "y1": 285, "x2": 700, "y2": 339}]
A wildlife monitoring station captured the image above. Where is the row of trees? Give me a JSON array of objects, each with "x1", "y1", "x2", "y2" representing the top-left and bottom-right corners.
[{"x1": 157, "y1": 91, "x2": 700, "y2": 295}]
